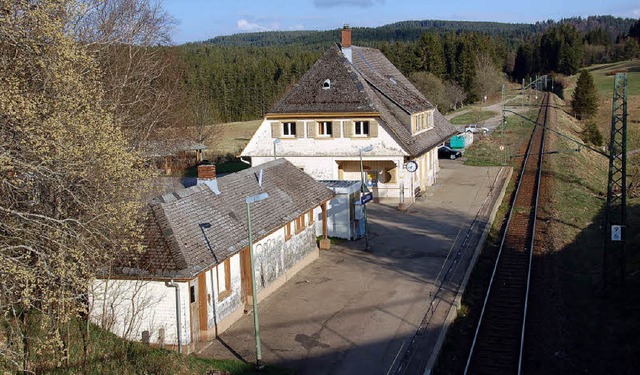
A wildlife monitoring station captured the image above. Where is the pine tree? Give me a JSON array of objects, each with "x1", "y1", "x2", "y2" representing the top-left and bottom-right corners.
[
  {"x1": 416, "y1": 33, "x2": 445, "y2": 77},
  {"x1": 571, "y1": 69, "x2": 599, "y2": 120}
]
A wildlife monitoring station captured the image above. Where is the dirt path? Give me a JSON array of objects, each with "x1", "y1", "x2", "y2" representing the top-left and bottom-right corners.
[{"x1": 446, "y1": 95, "x2": 536, "y2": 133}]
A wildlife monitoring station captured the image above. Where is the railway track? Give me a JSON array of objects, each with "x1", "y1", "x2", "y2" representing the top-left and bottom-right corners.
[{"x1": 464, "y1": 93, "x2": 550, "y2": 375}]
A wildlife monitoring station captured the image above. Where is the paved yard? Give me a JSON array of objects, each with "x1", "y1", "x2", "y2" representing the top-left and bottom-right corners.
[{"x1": 197, "y1": 160, "x2": 510, "y2": 374}]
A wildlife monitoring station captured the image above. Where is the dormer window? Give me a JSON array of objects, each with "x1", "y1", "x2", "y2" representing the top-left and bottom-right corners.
[
  {"x1": 323, "y1": 79, "x2": 331, "y2": 90},
  {"x1": 412, "y1": 110, "x2": 434, "y2": 135}
]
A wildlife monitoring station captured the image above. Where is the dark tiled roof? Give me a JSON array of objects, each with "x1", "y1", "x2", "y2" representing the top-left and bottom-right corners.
[
  {"x1": 269, "y1": 46, "x2": 376, "y2": 114},
  {"x1": 113, "y1": 159, "x2": 334, "y2": 280},
  {"x1": 267, "y1": 44, "x2": 457, "y2": 157},
  {"x1": 351, "y1": 46, "x2": 434, "y2": 113}
]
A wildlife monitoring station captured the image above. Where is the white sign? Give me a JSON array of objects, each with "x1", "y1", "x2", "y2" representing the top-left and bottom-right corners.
[{"x1": 611, "y1": 225, "x2": 622, "y2": 241}]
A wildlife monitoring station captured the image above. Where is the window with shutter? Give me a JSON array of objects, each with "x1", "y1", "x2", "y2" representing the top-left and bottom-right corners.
[
  {"x1": 318, "y1": 121, "x2": 333, "y2": 137},
  {"x1": 354, "y1": 121, "x2": 369, "y2": 137},
  {"x1": 282, "y1": 122, "x2": 296, "y2": 137}
]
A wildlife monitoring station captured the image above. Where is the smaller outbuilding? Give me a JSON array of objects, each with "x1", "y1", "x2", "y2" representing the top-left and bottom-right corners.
[
  {"x1": 90, "y1": 159, "x2": 334, "y2": 353},
  {"x1": 319, "y1": 180, "x2": 364, "y2": 240}
]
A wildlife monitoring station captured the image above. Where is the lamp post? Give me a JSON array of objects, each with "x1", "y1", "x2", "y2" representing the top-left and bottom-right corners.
[
  {"x1": 245, "y1": 191, "x2": 269, "y2": 370},
  {"x1": 359, "y1": 145, "x2": 373, "y2": 251},
  {"x1": 273, "y1": 138, "x2": 280, "y2": 160}
]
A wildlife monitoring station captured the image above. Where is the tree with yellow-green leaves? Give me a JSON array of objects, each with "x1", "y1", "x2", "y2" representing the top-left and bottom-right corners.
[{"x1": 0, "y1": 1, "x2": 147, "y2": 371}]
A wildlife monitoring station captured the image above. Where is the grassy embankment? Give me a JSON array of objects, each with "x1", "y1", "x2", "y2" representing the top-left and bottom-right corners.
[
  {"x1": 449, "y1": 110, "x2": 497, "y2": 125},
  {"x1": 435, "y1": 61, "x2": 640, "y2": 373},
  {"x1": 1, "y1": 317, "x2": 266, "y2": 375}
]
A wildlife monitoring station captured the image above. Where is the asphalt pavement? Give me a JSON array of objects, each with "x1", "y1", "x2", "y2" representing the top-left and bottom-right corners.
[{"x1": 197, "y1": 160, "x2": 511, "y2": 374}]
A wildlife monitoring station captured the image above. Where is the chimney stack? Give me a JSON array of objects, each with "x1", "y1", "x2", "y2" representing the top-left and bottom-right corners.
[
  {"x1": 197, "y1": 163, "x2": 216, "y2": 182},
  {"x1": 341, "y1": 24, "x2": 353, "y2": 63},
  {"x1": 341, "y1": 24, "x2": 351, "y2": 48}
]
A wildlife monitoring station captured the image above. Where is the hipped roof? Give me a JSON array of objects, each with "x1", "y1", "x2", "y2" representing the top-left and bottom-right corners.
[
  {"x1": 112, "y1": 159, "x2": 334, "y2": 280},
  {"x1": 268, "y1": 43, "x2": 457, "y2": 157}
]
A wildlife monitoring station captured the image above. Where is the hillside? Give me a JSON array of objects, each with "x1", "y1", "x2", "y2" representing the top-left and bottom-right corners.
[
  {"x1": 435, "y1": 71, "x2": 640, "y2": 372},
  {"x1": 200, "y1": 16, "x2": 636, "y2": 47}
]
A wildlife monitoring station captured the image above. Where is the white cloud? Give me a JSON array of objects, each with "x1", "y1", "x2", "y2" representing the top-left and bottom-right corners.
[
  {"x1": 289, "y1": 24, "x2": 305, "y2": 31},
  {"x1": 313, "y1": 0, "x2": 385, "y2": 9},
  {"x1": 237, "y1": 19, "x2": 268, "y2": 32}
]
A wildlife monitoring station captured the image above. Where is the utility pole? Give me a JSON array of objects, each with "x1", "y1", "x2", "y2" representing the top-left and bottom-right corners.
[
  {"x1": 603, "y1": 73, "x2": 628, "y2": 287},
  {"x1": 501, "y1": 84, "x2": 506, "y2": 129}
]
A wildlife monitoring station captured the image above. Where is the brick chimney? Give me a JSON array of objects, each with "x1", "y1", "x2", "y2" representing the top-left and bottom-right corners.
[
  {"x1": 341, "y1": 24, "x2": 352, "y2": 63},
  {"x1": 197, "y1": 163, "x2": 216, "y2": 182}
]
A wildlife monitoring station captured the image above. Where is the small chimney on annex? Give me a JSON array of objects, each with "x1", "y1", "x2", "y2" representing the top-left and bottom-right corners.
[
  {"x1": 197, "y1": 163, "x2": 216, "y2": 182},
  {"x1": 341, "y1": 24, "x2": 353, "y2": 63}
]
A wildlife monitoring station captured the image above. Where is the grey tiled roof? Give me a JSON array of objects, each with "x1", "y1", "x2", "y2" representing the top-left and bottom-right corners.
[
  {"x1": 268, "y1": 44, "x2": 457, "y2": 157},
  {"x1": 113, "y1": 159, "x2": 334, "y2": 280},
  {"x1": 269, "y1": 46, "x2": 376, "y2": 114}
]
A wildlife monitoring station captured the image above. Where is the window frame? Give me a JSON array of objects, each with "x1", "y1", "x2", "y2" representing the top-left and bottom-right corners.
[
  {"x1": 307, "y1": 210, "x2": 314, "y2": 227},
  {"x1": 318, "y1": 121, "x2": 333, "y2": 137},
  {"x1": 285, "y1": 222, "x2": 292, "y2": 240},
  {"x1": 354, "y1": 120, "x2": 370, "y2": 137},
  {"x1": 282, "y1": 121, "x2": 296, "y2": 137},
  {"x1": 295, "y1": 214, "x2": 305, "y2": 234},
  {"x1": 217, "y1": 258, "x2": 231, "y2": 301}
]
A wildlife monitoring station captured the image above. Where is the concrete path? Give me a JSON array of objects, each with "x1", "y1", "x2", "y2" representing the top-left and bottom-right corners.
[{"x1": 197, "y1": 160, "x2": 510, "y2": 374}]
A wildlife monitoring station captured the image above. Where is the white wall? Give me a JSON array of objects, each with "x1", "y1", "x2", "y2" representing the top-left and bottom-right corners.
[
  {"x1": 90, "y1": 221, "x2": 320, "y2": 349},
  {"x1": 244, "y1": 118, "x2": 442, "y2": 200},
  {"x1": 90, "y1": 279, "x2": 190, "y2": 346},
  {"x1": 207, "y1": 253, "x2": 242, "y2": 330},
  {"x1": 242, "y1": 118, "x2": 407, "y2": 160}
]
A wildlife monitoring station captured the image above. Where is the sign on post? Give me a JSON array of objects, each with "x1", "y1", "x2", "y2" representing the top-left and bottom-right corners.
[
  {"x1": 611, "y1": 225, "x2": 622, "y2": 241},
  {"x1": 361, "y1": 192, "x2": 373, "y2": 204}
]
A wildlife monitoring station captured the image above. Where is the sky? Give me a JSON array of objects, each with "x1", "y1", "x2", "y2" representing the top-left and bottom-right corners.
[{"x1": 162, "y1": 0, "x2": 640, "y2": 44}]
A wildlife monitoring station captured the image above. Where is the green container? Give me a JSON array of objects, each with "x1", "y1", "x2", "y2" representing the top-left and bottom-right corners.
[{"x1": 450, "y1": 134, "x2": 466, "y2": 149}]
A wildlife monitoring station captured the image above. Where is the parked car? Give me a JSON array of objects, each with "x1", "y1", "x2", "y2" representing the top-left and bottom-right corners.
[
  {"x1": 438, "y1": 145, "x2": 462, "y2": 160},
  {"x1": 465, "y1": 124, "x2": 489, "y2": 134}
]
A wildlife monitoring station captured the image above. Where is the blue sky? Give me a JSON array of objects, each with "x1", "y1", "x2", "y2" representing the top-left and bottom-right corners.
[{"x1": 163, "y1": 0, "x2": 640, "y2": 44}]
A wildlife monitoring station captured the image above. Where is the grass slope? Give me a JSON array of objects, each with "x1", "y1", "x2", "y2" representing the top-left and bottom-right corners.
[
  {"x1": 204, "y1": 119, "x2": 262, "y2": 158},
  {"x1": 449, "y1": 110, "x2": 498, "y2": 125},
  {"x1": 435, "y1": 90, "x2": 640, "y2": 373},
  {"x1": 2, "y1": 318, "x2": 258, "y2": 375}
]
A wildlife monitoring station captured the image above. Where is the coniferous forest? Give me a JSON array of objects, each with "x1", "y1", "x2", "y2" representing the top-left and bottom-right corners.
[{"x1": 175, "y1": 16, "x2": 639, "y2": 127}]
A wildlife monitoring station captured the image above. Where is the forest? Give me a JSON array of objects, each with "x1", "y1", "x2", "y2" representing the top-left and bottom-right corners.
[{"x1": 177, "y1": 16, "x2": 640, "y2": 126}]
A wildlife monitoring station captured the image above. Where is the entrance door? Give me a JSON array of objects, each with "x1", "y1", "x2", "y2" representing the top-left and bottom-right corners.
[
  {"x1": 189, "y1": 274, "x2": 209, "y2": 342},
  {"x1": 240, "y1": 249, "x2": 253, "y2": 312},
  {"x1": 197, "y1": 273, "x2": 208, "y2": 333}
]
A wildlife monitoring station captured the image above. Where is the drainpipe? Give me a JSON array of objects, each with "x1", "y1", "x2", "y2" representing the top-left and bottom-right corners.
[{"x1": 165, "y1": 280, "x2": 182, "y2": 354}]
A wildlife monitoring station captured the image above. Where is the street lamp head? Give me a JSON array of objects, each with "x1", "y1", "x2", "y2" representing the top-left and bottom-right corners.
[
  {"x1": 273, "y1": 138, "x2": 281, "y2": 144},
  {"x1": 361, "y1": 145, "x2": 373, "y2": 153}
]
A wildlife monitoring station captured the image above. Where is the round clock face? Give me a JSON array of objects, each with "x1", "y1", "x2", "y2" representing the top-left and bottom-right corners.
[{"x1": 406, "y1": 161, "x2": 418, "y2": 173}]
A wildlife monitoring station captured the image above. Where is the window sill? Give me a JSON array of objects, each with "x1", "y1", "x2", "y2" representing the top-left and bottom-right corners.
[{"x1": 412, "y1": 127, "x2": 434, "y2": 136}]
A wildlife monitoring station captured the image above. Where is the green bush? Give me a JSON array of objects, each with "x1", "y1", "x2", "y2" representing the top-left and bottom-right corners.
[{"x1": 582, "y1": 121, "x2": 604, "y2": 146}]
